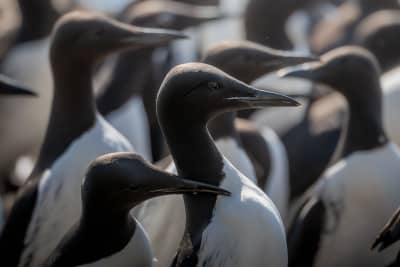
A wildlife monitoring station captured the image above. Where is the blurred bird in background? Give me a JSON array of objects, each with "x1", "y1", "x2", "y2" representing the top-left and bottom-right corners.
[{"x1": 0, "y1": 0, "x2": 399, "y2": 267}]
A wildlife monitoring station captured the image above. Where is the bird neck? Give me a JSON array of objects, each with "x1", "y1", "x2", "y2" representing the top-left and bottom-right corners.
[
  {"x1": 160, "y1": 113, "x2": 224, "y2": 259},
  {"x1": 33, "y1": 61, "x2": 97, "y2": 175},
  {"x1": 332, "y1": 83, "x2": 388, "y2": 161},
  {"x1": 208, "y1": 112, "x2": 239, "y2": 141},
  {"x1": 97, "y1": 48, "x2": 154, "y2": 115}
]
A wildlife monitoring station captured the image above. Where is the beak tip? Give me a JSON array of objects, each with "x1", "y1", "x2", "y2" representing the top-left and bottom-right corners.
[
  {"x1": 285, "y1": 98, "x2": 302, "y2": 107},
  {"x1": 178, "y1": 33, "x2": 190, "y2": 40},
  {"x1": 219, "y1": 188, "x2": 231, "y2": 196},
  {"x1": 277, "y1": 69, "x2": 290, "y2": 78}
]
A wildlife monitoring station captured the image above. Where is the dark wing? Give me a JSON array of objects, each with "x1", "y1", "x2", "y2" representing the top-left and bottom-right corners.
[
  {"x1": 288, "y1": 196, "x2": 326, "y2": 267},
  {"x1": 236, "y1": 119, "x2": 271, "y2": 189},
  {"x1": 0, "y1": 181, "x2": 38, "y2": 266},
  {"x1": 372, "y1": 208, "x2": 400, "y2": 252}
]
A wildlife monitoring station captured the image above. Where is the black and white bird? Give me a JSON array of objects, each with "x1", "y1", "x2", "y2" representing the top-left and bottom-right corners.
[
  {"x1": 136, "y1": 41, "x2": 312, "y2": 264},
  {"x1": 203, "y1": 40, "x2": 315, "y2": 217},
  {"x1": 0, "y1": 11, "x2": 186, "y2": 267},
  {"x1": 42, "y1": 152, "x2": 230, "y2": 267},
  {"x1": 156, "y1": 62, "x2": 299, "y2": 266},
  {"x1": 282, "y1": 46, "x2": 400, "y2": 267}
]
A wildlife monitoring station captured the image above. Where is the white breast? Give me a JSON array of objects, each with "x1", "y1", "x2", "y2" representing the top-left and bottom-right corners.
[
  {"x1": 106, "y1": 96, "x2": 152, "y2": 162},
  {"x1": 260, "y1": 127, "x2": 290, "y2": 220},
  {"x1": 137, "y1": 158, "x2": 288, "y2": 267},
  {"x1": 196, "y1": 160, "x2": 287, "y2": 267},
  {"x1": 79, "y1": 220, "x2": 152, "y2": 267},
  {"x1": 312, "y1": 143, "x2": 400, "y2": 267},
  {"x1": 215, "y1": 137, "x2": 256, "y2": 182},
  {"x1": 134, "y1": 163, "x2": 184, "y2": 266},
  {"x1": 137, "y1": 138, "x2": 257, "y2": 266},
  {"x1": 18, "y1": 116, "x2": 133, "y2": 267}
]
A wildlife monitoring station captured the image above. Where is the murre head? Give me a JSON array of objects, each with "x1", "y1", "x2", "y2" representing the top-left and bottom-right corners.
[
  {"x1": 203, "y1": 40, "x2": 317, "y2": 83},
  {"x1": 280, "y1": 46, "x2": 387, "y2": 155},
  {"x1": 123, "y1": 0, "x2": 223, "y2": 30},
  {"x1": 50, "y1": 10, "x2": 187, "y2": 66},
  {"x1": 82, "y1": 152, "x2": 230, "y2": 214},
  {"x1": 0, "y1": 74, "x2": 36, "y2": 96},
  {"x1": 157, "y1": 63, "x2": 300, "y2": 123},
  {"x1": 354, "y1": 10, "x2": 400, "y2": 71},
  {"x1": 279, "y1": 46, "x2": 381, "y2": 97}
]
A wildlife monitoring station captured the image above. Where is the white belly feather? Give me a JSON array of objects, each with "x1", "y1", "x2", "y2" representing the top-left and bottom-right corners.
[
  {"x1": 79, "y1": 220, "x2": 152, "y2": 267},
  {"x1": 260, "y1": 127, "x2": 290, "y2": 220},
  {"x1": 215, "y1": 137, "x2": 257, "y2": 182},
  {"x1": 313, "y1": 143, "x2": 400, "y2": 267},
  {"x1": 196, "y1": 160, "x2": 287, "y2": 267},
  {"x1": 18, "y1": 116, "x2": 133, "y2": 267},
  {"x1": 137, "y1": 157, "x2": 287, "y2": 267}
]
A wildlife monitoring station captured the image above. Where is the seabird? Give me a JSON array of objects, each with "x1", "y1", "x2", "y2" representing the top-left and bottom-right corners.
[
  {"x1": 135, "y1": 41, "x2": 312, "y2": 264},
  {"x1": 42, "y1": 152, "x2": 229, "y2": 267},
  {"x1": 157, "y1": 62, "x2": 299, "y2": 266},
  {"x1": 282, "y1": 46, "x2": 400, "y2": 267},
  {"x1": 203, "y1": 40, "x2": 315, "y2": 216},
  {"x1": 0, "y1": 11, "x2": 186, "y2": 267}
]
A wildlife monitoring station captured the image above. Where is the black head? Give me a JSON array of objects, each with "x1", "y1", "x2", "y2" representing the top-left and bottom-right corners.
[
  {"x1": 355, "y1": 10, "x2": 400, "y2": 71},
  {"x1": 50, "y1": 11, "x2": 187, "y2": 66},
  {"x1": 203, "y1": 40, "x2": 317, "y2": 83},
  {"x1": 123, "y1": 0, "x2": 223, "y2": 30},
  {"x1": 280, "y1": 46, "x2": 381, "y2": 98},
  {"x1": 0, "y1": 74, "x2": 36, "y2": 96},
  {"x1": 82, "y1": 152, "x2": 230, "y2": 215},
  {"x1": 157, "y1": 63, "x2": 300, "y2": 124}
]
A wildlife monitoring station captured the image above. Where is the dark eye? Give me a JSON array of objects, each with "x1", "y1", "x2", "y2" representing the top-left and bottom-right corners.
[
  {"x1": 129, "y1": 185, "x2": 139, "y2": 191},
  {"x1": 94, "y1": 28, "x2": 105, "y2": 37},
  {"x1": 208, "y1": 81, "x2": 221, "y2": 90}
]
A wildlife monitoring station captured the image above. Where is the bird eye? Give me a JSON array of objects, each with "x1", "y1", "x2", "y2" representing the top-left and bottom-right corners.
[
  {"x1": 93, "y1": 28, "x2": 105, "y2": 37},
  {"x1": 208, "y1": 81, "x2": 221, "y2": 90},
  {"x1": 129, "y1": 185, "x2": 139, "y2": 191}
]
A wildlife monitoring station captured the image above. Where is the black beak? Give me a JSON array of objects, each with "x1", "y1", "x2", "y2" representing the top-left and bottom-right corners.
[
  {"x1": 263, "y1": 50, "x2": 319, "y2": 71},
  {"x1": 225, "y1": 79, "x2": 301, "y2": 109},
  {"x1": 278, "y1": 62, "x2": 323, "y2": 81},
  {"x1": 0, "y1": 75, "x2": 36, "y2": 96},
  {"x1": 119, "y1": 25, "x2": 188, "y2": 46},
  {"x1": 144, "y1": 171, "x2": 230, "y2": 197},
  {"x1": 148, "y1": 176, "x2": 231, "y2": 196},
  {"x1": 371, "y1": 208, "x2": 400, "y2": 252}
]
